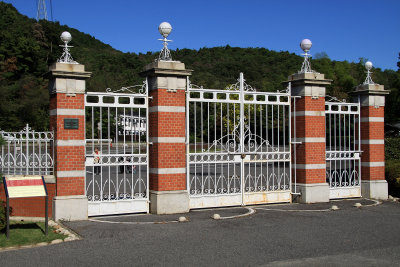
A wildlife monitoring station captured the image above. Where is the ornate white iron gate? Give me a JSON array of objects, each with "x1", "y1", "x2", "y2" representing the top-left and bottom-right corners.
[
  {"x1": 85, "y1": 82, "x2": 149, "y2": 216},
  {"x1": 186, "y1": 73, "x2": 291, "y2": 209},
  {"x1": 325, "y1": 99, "x2": 361, "y2": 199}
]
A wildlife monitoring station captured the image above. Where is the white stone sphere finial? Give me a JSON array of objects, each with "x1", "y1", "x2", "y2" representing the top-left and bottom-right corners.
[
  {"x1": 158, "y1": 22, "x2": 172, "y2": 38},
  {"x1": 57, "y1": 31, "x2": 77, "y2": 64},
  {"x1": 365, "y1": 61, "x2": 373, "y2": 71},
  {"x1": 363, "y1": 60, "x2": 374, "y2": 84},
  {"x1": 300, "y1": 39, "x2": 312, "y2": 52},
  {"x1": 299, "y1": 39, "x2": 313, "y2": 73},
  {"x1": 157, "y1": 22, "x2": 173, "y2": 61},
  {"x1": 60, "y1": 31, "x2": 72, "y2": 43}
]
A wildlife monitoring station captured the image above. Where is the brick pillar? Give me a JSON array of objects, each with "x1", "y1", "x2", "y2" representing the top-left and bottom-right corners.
[
  {"x1": 288, "y1": 72, "x2": 332, "y2": 203},
  {"x1": 140, "y1": 61, "x2": 192, "y2": 214},
  {"x1": 48, "y1": 63, "x2": 91, "y2": 220},
  {"x1": 351, "y1": 83, "x2": 389, "y2": 199}
]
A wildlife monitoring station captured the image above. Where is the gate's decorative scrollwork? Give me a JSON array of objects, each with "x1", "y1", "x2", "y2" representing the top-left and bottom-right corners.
[
  {"x1": 205, "y1": 123, "x2": 279, "y2": 154},
  {"x1": 106, "y1": 80, "x2": 147, "y2": 94}
]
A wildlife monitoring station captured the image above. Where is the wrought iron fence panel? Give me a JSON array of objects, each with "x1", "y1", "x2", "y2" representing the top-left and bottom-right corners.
[
  {"x1": 84, "y1": 81, "x2": 149, "y2": 208},
  {"x1": 0, "y1": 124, "x2": 54, "y2": 175},
  {"x1": 325, "y1": 100, "x2": 361, "y2": 197}
]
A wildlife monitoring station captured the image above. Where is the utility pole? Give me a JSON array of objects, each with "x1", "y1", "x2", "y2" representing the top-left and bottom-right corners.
[{"x1": 36, "y1": 0, "x2": 53, "y2": 21}]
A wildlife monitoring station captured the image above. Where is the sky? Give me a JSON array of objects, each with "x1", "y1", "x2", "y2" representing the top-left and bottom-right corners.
[{"x1": 3, "y1": 0, "x2": 400, "y2": 71}]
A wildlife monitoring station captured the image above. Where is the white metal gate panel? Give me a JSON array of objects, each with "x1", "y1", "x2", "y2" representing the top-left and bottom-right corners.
[
  {"x1": 187, "y1": 73, "x2": 291, "y2": 209},
  {"x1": 85, "y1": 82, "x2": 149, "y2": 216},
  {"x1": 325, "y1": 99, "x2": 361, "y2": 199}
]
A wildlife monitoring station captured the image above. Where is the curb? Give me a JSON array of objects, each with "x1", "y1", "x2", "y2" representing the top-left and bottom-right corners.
[{"x1": 0, "y1": 220, "x2": 80, "y2": 252}]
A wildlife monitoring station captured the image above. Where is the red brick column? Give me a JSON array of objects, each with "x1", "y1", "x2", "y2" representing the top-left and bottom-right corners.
[
  {"x1": 141, "y1": 61, "x2": 192, "y2": 214},
  {"x1": 288, "y1": 72, "x2": 332, "y2": 203},
  {"x1": 352, "y1": 84, "x2": 389, "y2": 199},
  {"x1": 48, "y1": 63, "x2": 91, "y2": 220}
]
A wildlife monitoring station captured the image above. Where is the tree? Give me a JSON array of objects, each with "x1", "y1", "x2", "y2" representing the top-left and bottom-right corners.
[
  {"x1": 314, "y1": 52, "x2": 330, "y2": 60},
  {"x1": 1, "y1": 1, "x2": 400, "y2": 130}
]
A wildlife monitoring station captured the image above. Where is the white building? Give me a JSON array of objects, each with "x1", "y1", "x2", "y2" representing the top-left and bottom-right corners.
[{"x1": 117, "y1": 114, "x2": 146, "y2": 136}]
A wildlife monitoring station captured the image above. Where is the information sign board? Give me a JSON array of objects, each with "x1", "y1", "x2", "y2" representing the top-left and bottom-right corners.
[{"x1": 2, "y1": 176, "x2": 48, "y2": 239}]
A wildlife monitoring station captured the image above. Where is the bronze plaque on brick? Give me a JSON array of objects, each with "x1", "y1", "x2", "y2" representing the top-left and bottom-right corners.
[{"x1": 64, "y1": 118, "x2": 79, "y2": 129}]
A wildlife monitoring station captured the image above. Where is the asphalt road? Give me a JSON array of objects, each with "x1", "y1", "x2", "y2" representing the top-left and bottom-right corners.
[{"x1": 1, "y1": 199, "x2": 400, "y2": 266}]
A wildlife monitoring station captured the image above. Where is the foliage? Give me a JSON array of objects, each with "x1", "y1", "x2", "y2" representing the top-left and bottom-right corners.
[
  {"x1": 0, "y1": 2, "x2": 400, "y2": 132},
  {"x1": 385, "y1": 138, "x2": 400, "y2": 197},
  {"x1": 386, "y1": 160, "x2": 400, "y2": 197},
  {"x1": 385, "y1": 138, "x2": 400, "y2": 160},
  {"x1": 398, "y1": 52, "x2": 400, "y2": 72},
  {"x1": 0, "y1": 200, "x2": 6, "y2": 231},
  {"x1": 314, "y1": 52, "x2": 330, "y2": 60},
  {"x1": 0, "y1": 221, "x2": 66, "y2": 247},
  {"x1": 0, "y1": 200, "x2": 12, "y2": 232}
]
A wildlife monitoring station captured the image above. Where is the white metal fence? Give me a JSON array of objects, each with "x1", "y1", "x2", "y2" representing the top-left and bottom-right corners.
[
  {"x1": 325, "y1": 99, "x2": 361, "y2": 199},
  {"x1": 0, "y1": 124, "x2": 54, "y2": 176},
  {"x1": 84, "y1": 82, "x2": 149, "y2": 216},
  {"x1": 186, "y1": 73, "x2": 292, "y2": 208}
]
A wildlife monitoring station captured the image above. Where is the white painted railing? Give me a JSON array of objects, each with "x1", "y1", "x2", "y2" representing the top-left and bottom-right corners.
[{"x1": 0, "y1": 124, "x2": 54, "y2": 175}]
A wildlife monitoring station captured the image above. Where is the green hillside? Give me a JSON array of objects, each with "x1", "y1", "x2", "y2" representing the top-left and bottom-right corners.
[{"x1": 0, "y1": 2, "x2": 399, "y2": 131}]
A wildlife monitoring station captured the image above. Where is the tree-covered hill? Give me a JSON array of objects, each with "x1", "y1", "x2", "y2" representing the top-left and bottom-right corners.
[{"x1": 0, "y1": 2, "x2": 399, "y2": 131}]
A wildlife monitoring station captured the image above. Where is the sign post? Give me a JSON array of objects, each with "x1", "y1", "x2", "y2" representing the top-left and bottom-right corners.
[{"x1": 2, "y1": 176, "x2": 48, "y2": 239}]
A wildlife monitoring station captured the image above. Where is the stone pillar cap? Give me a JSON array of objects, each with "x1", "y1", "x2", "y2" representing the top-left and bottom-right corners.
[
  {"x1": 47, "y1": 62, "x2": 92, "y2": 79},
  {"x1": 350, "y1": 83, "x2": 390, "y2": 96},
  {"x1": 140, "y1": 60, "x2": 192, "y2": 77},
  {"x1": 282, "y1": 72, "x2": 332, "y2": 86}
]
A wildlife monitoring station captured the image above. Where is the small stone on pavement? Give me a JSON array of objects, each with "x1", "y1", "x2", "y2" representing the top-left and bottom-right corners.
[
  {"x1": 178, "y1": 216, "x2": 187, "y2": 222},
  {"x1": 212, "y1": 214, "x2": 221, "y2": 220}
]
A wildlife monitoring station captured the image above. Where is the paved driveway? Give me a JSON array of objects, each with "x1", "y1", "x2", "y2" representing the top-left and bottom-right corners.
[{"x1": 1, "y1": 199, "x2": 400, "y2": 266}]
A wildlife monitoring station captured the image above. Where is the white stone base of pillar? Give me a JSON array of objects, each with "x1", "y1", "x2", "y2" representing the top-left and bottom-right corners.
[
  {"x1": 361, "y1": 180, "x2": 388, "y2": 200},
  {"x1": 150, "y1": 190, "x2": 189, "y2": 214},
  {"x1": 53, "y1": 195, "x2": 88, "y2": 221},
  {"x1": 293, "y1": 183, "x2": 330, "y2": 203}
]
